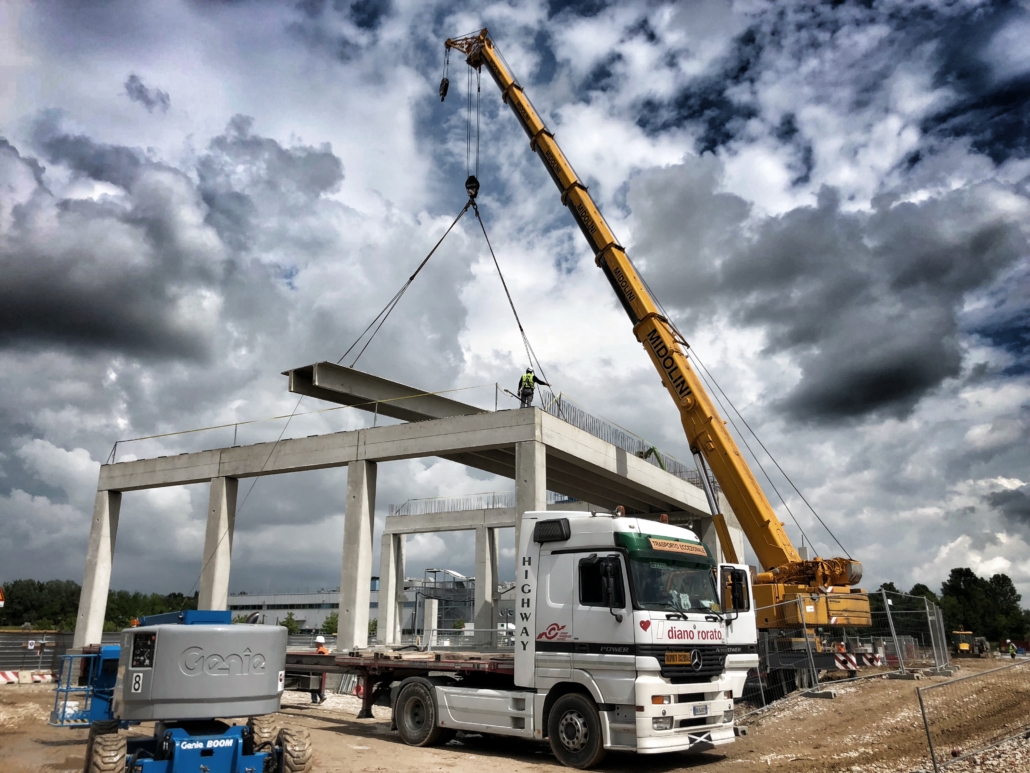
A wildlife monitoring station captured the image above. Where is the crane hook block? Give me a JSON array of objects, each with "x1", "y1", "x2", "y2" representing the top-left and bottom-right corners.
[
  {"x1": 465, "y1": 174, "x2": 480, "y2": 199},
  {"x1": 439, "y1": 77, "x2": 450, "y2": 101}
]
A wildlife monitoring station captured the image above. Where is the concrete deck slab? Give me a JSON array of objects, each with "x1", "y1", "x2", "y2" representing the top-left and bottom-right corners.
[{"x1": 97, "y1": 409, "x2": 709, "y2": 516}]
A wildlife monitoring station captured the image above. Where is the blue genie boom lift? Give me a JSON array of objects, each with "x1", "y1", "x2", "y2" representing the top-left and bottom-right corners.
[{"x1": 50, "y1": 611, "x2": 312, "y2": 773}]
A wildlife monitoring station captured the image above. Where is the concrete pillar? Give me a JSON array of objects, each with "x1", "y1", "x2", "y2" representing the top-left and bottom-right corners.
[
  {"x1": 424, "y1": 597, "x2": 439, "y2": 647},
  {"x1": 699, "y1": 517, "x2": 721, "y2": 563},
  {"x1": 376, "y1": 532, "x2": 405, "y2": 646},
  {"x1": 515, "y1": 440, "x2": 547, "y2": 550},
  {"x1": 718, "y1": 491, "x2": 746, "y2": 565},
  {"x1": 474, "y1": 526, "x2": 498, "y2": 637},
  {"x1": 339, "y1": 460, "x2": 376, "y2": 651},
  {"x1": 198, "y1": 477, "x2": 238, "y2": 611},
  {"x1": 73, "y1": 491, "x2": 121, "y2": 648}
]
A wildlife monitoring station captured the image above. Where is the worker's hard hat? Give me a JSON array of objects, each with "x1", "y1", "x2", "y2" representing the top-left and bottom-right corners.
[
  {"x1": 527, "y1": 367, "x2": 534, "y2": 373},
  {"x1": 315, "y1": 635, "x2": 326, "y2": 644}
]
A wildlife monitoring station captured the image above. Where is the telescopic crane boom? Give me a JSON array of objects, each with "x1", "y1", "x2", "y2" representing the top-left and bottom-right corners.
[{"x1": 444, "y1": 30, "x2": 869, "y2": 627}]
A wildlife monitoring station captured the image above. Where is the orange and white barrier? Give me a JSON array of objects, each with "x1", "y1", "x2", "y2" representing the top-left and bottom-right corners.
[{"x1": 0, "y1": 670, "x2": 52, "y2": 684}]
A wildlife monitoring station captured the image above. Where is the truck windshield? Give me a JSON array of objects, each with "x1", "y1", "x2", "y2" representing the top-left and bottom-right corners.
[{"x1": 629, "y1": 557, "x2": 720, "y2": 613}]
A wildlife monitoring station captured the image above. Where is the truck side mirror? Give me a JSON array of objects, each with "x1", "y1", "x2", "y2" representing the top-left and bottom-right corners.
[
  {"x1": 601, "y1": 559, "x2": 623, "y2": 623},
  {"x1": 720, "y1": 566, "x2": 750, "y2": 619}
]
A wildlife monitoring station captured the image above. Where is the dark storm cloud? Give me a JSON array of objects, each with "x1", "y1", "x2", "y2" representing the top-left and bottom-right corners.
[
  {"x1": 0, "y1": 128, "x2": 214, "y2": 358},
  {"x1": 123, "y1": 74, "x2": 171, "y2": 114},
  {"x1": 634, "y1": 2, "x2": 1030, "y2": 162},
  {"x1": 548, "y1": 0, "x2": 608, "y2": 19},
  {"x1": 987, "y1": 485, "x2": 1030, "y2": 528},
  {"x1": 0, "y1": 113, "x2": 346, "y2": 360},
  {"x1": 921, "y1": 3, "x2": 1030, "y2": 163},
  {"x1": 637, "y1": 26, "x2": 760, "y2": 153},
  {"x1": 630, "y1": 159, "x2": 1029, "y2": 423},
  {"x1": 203, "y1": 115, "x2": 343, "y2": 200},
  {"x1": 33, "y1": 112, "x2": 143, "y2": 189}
]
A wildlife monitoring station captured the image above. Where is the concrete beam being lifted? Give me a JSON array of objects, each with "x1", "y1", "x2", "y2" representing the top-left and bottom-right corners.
[{"x1": 284, "y1": 362, "x2": 486, "y2": 423}]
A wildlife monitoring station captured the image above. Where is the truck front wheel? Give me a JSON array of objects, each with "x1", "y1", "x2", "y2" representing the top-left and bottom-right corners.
[
  {"x1": 547, "y1": 693, "x2": 606, "y2": 769},
  {"x1": 394, "y1": 679, "x2": 453, "y2": 747}
]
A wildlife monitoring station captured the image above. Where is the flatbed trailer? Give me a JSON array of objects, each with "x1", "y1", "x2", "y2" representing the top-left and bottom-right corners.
[{"x1": 285, "y1": 650, "x2": 516, "y2": 718}]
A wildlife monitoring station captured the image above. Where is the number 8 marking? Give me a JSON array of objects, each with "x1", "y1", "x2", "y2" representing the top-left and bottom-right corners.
[{"x1": 131, "y1": 673, "x2": 143, "y2": 693}]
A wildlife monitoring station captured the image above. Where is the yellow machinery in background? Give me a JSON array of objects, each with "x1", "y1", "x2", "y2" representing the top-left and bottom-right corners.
[{"x1": 443, "y1": 30, "x2": 869, "y2": 630}]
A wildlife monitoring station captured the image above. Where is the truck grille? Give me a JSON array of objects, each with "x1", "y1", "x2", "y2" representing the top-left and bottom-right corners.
[{"x1": 637, "y1": 644, "x2": 727, "y2": 682}]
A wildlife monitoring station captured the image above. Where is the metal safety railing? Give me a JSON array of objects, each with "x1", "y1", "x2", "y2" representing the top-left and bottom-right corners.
[
  {"x1": 917, "y1": 659, "x2": 1030, "y2": 772},
  {"x1": 49, "y1": 654, "x2": 99, "y2": 727},
  {"x1": 389, "y1": 490, "x2": 577, "y2": 516},
  {"x1": 535, "y1": 389, "x2": 710, "y2": 491},
  {"x1": 417, "y1": 627, "x2": 515, "y2": 652}
]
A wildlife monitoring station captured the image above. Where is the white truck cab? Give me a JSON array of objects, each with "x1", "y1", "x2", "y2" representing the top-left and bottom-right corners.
[{"x1": 391, "y1": 511, "x2": 758, "y2": 768}]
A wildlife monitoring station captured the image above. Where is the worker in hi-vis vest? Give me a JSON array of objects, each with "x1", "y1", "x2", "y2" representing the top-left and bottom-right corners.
[{"x1": 518, "y1": 368, "x2": 549, "y2": 408}]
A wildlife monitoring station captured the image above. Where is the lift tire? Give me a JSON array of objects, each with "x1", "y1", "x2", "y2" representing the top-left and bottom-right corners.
[
  {"x1": 88, "y1": 732, "x2": 126, "y2": 773},
  {"x1": 83, "y1": 720, "x2": 119, "y2": 773},
  {"x1": 394, "y1": 679, "x2": 449, "y2": 747},
  {"x1": 248, "y1": 714, "x2": 279, "y2": 754},
  {"x1": 278, "y1": 727, "x2": 313, "y2": 773},
  {"x1": 547, "y1": 693, "x2": 606, "y2": 770}
]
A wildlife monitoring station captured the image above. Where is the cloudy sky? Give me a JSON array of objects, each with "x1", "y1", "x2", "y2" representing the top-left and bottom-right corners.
[{"x1": 1, "y1": 0, "x2": 1027, "y2": 604}]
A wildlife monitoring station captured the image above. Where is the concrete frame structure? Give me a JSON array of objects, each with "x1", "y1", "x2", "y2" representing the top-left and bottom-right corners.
[
  {"x1": 377, "y1": 507, "x2": 516, "y2": 645},
  {"x1": 74, "y1": 364, "x2": 736, "y2": 650}
]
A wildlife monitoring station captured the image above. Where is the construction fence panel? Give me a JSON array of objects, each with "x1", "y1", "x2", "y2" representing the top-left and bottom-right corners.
[
  {"x1": 917, "y1": 659, "x2": 1030, "y2": 772},
  {"x1": 0, "y1": 632, "x2": 121, "y2": 674},
  {"x1": 739, "y1": 598, "x2": 820, "y2": 712},
  {"x1": 742, "y1": 592, "x2": 949, "y2": 713}
]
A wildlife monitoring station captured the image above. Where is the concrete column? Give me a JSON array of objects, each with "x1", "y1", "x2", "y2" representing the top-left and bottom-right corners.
[
  {"x1": 394, "y1": 534, "x2": 406, "y2": 639},
  {"x1": 699, "y1": 517, "x2": 721, "y2": 563},
  {"x1": 515, "y1": 440, "x2": 547, "y2": 551},
  {"x1": 198, "y1": 477, "x2": 238, "y2": 611},
  {"x1": 424, "y1": 598, "x2": 439, "y2": 647},
  {"x1": 73, "y1": 491, "x2": 122, "y2": 648},
  {"x1": 339, "y1": 461, "x2": 376, "y2": 651},
  {"x1": 717, "y1": 491, "x2": 746, "y2": 565},
  {"x1": 474, "y1": 526, "x2": 498, "y2": 637},
  {"x1": 376, "y1": 533, "x2": 405, "y2": 646}
]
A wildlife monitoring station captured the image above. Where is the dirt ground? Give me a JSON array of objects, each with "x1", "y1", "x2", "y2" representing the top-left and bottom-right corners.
[{"x1": 2, "y1": 659, "x2": 1026, "y2": 773}]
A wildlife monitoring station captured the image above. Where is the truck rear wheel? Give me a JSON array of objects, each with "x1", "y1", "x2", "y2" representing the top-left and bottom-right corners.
[
  {"x1": 394, "y1": 679, "x2": 451, "y2": 747},
  {"x1": 87, "y1": 732, "x2": 126, "y2": 773},
  {"x1": 278, "y1": 727, "x2": 313, "y2": 773},
  {"x1": 547, "y1": 693, "x2": 606, "y2": 769}
]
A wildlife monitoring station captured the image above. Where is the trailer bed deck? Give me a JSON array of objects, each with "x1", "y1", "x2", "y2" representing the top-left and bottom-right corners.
[{"x1": 284, "y1": 650, "x2": 515, "y2": 717}]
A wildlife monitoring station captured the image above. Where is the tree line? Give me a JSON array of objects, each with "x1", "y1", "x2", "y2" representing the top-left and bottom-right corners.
[
  {"x1": 0, "y1": 579, "x2": 197, "y2": 632},
  {"x1": 4, "y1": 566, "x2": 1027, "y2": 640},
  {"x1": 874, "y1": 568, "x2": 1029, "y2": 642}
]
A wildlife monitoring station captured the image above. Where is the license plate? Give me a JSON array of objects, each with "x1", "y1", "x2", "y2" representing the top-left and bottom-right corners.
[
  {"x1": 665, "y1": 651, "x2": 692, "y2": 665},
  {"x1": 693, "y1": 705, "x2": 708, "y2": 717}
]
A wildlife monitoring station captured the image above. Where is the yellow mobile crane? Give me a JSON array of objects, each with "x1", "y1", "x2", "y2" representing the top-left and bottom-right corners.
[{"x1": 443, "y1": 30, "x2": 869, "y2": 629}]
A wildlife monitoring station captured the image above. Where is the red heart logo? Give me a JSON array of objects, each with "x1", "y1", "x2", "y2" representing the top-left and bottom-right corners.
[{"x1": 639, "y1": 620, "x2": 651, "y2": 632}]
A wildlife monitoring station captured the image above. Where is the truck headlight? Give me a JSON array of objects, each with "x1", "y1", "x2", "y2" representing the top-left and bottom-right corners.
[
  {"x1": 652, "y1": 717, "x2": 673, "y2": 731},
  {"x1": 651, "y1": 695, "x2": 672, "y2": 705},
  {"x1": 723, "y1": 710, "x2": 735, "y2": 723}
]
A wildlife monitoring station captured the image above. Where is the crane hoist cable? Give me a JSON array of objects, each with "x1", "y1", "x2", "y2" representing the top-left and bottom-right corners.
[
  {"x1": 182, "y1": 200, "x2": 474, "y2": 607},
  {"x1": 635, "y1": 260, "x2": 851, "y2": 557},
  {"x1": 337, "y1": 199, "x2": 473, "y2": 368},
  {"x1": 690, "y1": 349, "x2": 852, "y2": 559}
]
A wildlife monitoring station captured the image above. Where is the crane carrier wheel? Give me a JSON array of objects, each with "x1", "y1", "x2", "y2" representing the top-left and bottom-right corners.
[
  {"x1": 87, "y1": 732, "x2": 126, "y2": 773},
  {"x1": 278, "y1": 726, "x2": 313, "y2": 773}
]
